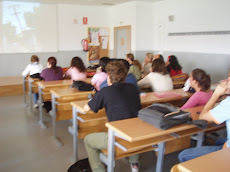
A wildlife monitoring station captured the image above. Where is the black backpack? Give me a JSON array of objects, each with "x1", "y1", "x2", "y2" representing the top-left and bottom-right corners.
[
  {"x1": 138, "y1": 103, "x2": 207, "y2": 130},
  {"x1": 72, "y1": 81, "x2": 96, "y2": 91},
  {"x1": 68, "y1": 158, "x2": 92, "y2": 172}
]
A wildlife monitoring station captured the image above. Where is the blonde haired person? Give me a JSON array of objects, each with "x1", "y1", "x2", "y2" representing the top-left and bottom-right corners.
[{"x1": 142, "y1": 53, "x2": 154, "y2": 76}]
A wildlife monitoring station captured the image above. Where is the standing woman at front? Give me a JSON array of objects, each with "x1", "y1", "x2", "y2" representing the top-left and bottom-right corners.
[{"x1": 40, "y1": 57, "x2": 63, "y2": 81}]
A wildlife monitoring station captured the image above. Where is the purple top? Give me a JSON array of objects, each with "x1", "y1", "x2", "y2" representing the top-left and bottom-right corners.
[
  {"x1": 40, "y1": 67, "x2": 63, "y2": 81},
  {"x1": 181, "y1": 90, "x2": 213, "y2": 110}
]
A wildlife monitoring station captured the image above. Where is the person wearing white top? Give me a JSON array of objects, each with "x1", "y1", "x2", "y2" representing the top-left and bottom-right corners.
[
  {"x1": 22, "y1": 55, "x2": 43, "y2": 107},
  {"x1": 22, "y1": 56, "x2": 43, "y2": 76},
  {"x1": 138, "y1": 59, "x2": 173, "y2": 92}
]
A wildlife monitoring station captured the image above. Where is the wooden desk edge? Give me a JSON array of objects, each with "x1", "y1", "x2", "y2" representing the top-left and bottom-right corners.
[
  {"x1": 105, "y1": 123, "x2": 133, "y2": 142},
  {"x1": 50, "y1": 89, "x2": 95, "y2": 97},
  {"x1": 70, "y1": 101, "x2": 88, "y2": 114}
]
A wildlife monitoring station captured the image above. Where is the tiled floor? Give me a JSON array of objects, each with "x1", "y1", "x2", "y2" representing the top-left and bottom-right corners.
[{"x1": 0, "y1": 95, "x2": 186, "y2": 172}]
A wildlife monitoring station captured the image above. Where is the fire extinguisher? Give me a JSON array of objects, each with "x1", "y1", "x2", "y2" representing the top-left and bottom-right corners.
[{"x1": 81, "y1": 38, "x2": 88, "y2": 52}]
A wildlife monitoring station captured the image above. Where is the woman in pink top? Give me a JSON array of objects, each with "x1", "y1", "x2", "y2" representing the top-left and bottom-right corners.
[
  {"x1": 91, "y1": 57, "x2": 110, "y2": 91},
  {"x1": 181, "y1": 69, "x2": 213, "y2": 110},
  {"x1": 65, "y1": 57, "x2": 87, "y2": 81}
]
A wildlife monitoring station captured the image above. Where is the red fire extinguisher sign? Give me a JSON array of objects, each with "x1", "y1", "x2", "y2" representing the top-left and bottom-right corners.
[{"x1": 83, "y1": 17, "x2": 88, "y2": 25}]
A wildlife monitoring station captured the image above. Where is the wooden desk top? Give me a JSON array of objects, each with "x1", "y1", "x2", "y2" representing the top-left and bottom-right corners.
[
  {"x1": 140, "y1": 89, "x2": 192, "y2": 105},
  {"x1": 38, "y1": 78, "x2": 91, "y2": 88},
  {"x1": 105, "y1": 106, "x2": 204, "y2": 142},
  {"x1": 70, "y1": 100, "x2": 89, "y2": 113},
  {"x1": 38, "y1": 80, "x2": 72, "y2": 87},
  {"x1": 50, "y1": 88, "x2": 95, "y2": 97},
  {"x1": 176, "y1": 147, "x2": 230, "y2": 172},
  {"x1": 0, "y1": 76, "x2": 23, "y2": 86}
]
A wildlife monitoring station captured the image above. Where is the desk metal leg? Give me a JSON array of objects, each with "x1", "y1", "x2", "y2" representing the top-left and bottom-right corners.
[
  {"x1": 156, "y1": 142, "x2": 165, "y2": 172},
  {"x1": 29, "y1": 79, "x2": 33, "y2": 111},
  {"x1": 38, "y1": 85, "x2": 47, "y2": 129},
  {"x1": 73, "y1": 107, "x2": 79, "y2": 162},
  {"x1": 196, "y1": 132, "x2": 204, "y2": 147},
  {"x1": 51, "y1": 94, "x2": 62, "y2": 147},
  {"x1": 23, "y1": 77, "x2": 27, "y2": 106},
  {"x1": 107, "y1": 128, "x2": 115, "y2": 172}
]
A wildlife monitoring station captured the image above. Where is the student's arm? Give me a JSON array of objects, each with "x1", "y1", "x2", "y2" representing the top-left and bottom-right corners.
[
  {"x1": 199, "y1": 81, "x2": 229, "y2": 122},
  {"x1": 84, "y1": 104, "x2": 91, "y2": 112},
  {"x1": 83, "y1": 91, "x2": 105, "y2": 113},
  {"x1": 22, "y1": 64, "x2": 30, "y2": 76},
  {"x1": 180, "y1": 93, "x2": 199, "y2": 110},
  {"x1": 138, "y1": 74, "x2": 150, "y2": 87}
]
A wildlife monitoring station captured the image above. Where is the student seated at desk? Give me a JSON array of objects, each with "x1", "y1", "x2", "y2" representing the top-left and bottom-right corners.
[
  {"x1": 84, "y1": 60, "x2": 141, "y2": 172},
  {"x1": 40, "y1": 57, "x2": 63, "y2": 112},
  {"x1": 138, "y1": 58, "x2": 173, "y2": 92},
  {"x1": 65, "y1": 56, "x2": 87, "y2": 81},
  {"x1": 178, "y1": 78, "x2": 230, "y2": 162},
  {"x1": 91, "y1": 57, "x2": 110, "y2": 91},
  {"x1": 40, "y1": 57, "x2": 63, "y2": 81},
  {"x1": 166, "y1": 55, "x2": 183, "y2": 77},
  {"x1": 181, "y1": 69, "x2": 213, "y2": 110},
  {"x1": 100, "y1": 59, "x2": 139, "y2": 92},
  {"x1": 22, "y1": 55, "x2": 43, "y2": 107},
  {"x1": 152, "y1": 54, "x2": 164, "y2": 62},
  {"x1": 142, "y1": 53, "x2": 153, "y2": 77},
  {"x1": 126, "y1": 53, "x2": 141, "y2": 81}
]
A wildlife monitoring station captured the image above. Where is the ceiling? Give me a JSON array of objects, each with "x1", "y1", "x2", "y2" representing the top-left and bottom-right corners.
[{"x1": 0, "y1": 0, "x2": 163, "y2": 6}]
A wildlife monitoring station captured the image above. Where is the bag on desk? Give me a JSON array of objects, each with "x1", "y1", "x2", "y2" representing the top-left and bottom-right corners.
[
  {"x1": 72, "y1": 81, "x2": 96, "y2": 91},
  {"x1": 68, "y1": 158, "x2": 92, "y2": 172},
  {"x1": 138, "y1": 103, "x2": 191, "y2": 130}
]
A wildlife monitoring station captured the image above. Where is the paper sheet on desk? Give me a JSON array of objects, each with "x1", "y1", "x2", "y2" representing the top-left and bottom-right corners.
[{"x1": 153, "y1": 91, "x2": 182, "y2": 98}]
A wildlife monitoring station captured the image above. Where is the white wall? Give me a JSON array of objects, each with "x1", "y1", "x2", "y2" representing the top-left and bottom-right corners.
[
  {"x1": 109, "y1": 1, "x2": 137, "y2": 51},
  {"x1": 1, "y1": 0, "x2": 230, "y2": 78},
  {"x1": 58, "y1": 4, "x2": 109, "y2": 51},
  {"x1": 152, "y1": 0, "x2": 230, "y2": 54},
  {"x1": 136, "y1": 1, "x2": 154, "y2": 51}
]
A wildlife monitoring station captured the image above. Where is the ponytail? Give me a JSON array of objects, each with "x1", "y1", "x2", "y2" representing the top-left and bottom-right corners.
[
  {"x1": 192, "y1": 69, "x2": 211, "y2": 91},
  {"x1": 48, "y1": 57, "x2": 59, "y2": 73}
]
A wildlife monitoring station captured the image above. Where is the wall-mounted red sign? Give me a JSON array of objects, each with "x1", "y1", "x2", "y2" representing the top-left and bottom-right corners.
[{"x1": 83, "y1": 17, "x2": 88, "y2": 25}]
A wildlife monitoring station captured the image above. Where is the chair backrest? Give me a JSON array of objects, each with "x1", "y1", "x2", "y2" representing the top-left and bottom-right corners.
[{"x1": 172, "y1": 73, "x2": 188, "y2": 81}]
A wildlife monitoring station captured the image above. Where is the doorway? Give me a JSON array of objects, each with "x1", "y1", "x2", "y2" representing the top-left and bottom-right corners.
[{"x1": 114, "y1": 25, "x2": 131, "y2": 59}]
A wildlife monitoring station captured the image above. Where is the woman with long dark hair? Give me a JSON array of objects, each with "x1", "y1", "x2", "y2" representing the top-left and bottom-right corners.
[
  {"x1": 166, "y1": 55, "x2": 183, "y2": 76},
  {"x1": 65, "y1": 56, "x2": 87, "y2": 81}
]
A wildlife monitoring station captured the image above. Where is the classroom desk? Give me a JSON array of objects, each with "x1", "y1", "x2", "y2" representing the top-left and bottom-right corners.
[
  {"x1": 140, "y1": 88, "x2": 192, "y2": 107},
  {"x1": 69, "y1": 89, "x2": 192, "y2": 161},
  {"x1": 105, "y1": 106, "x2": 223, "y2": 172},
  {"x1": 172, "y1": 147, "x2": 230, "y2": 172},
  {"x1": 37, "y1": 78, "x2": 91, "y2": 128},
  {"x1": 28, "y1": 77, "x2": 40, "y2": 110},
  {"x1": 70, "y1": 100, "x2": 107, "y2": 161},
  {"x1": 50, "y1": 88, "x2": 95, "y2": 146}
]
